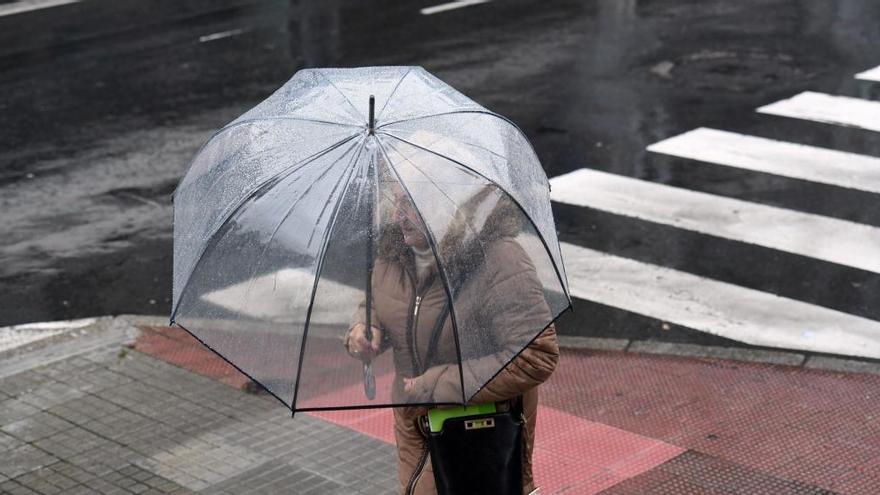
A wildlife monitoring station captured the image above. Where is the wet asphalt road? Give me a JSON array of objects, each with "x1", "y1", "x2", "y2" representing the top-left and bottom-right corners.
[{"x1": 1, "y1": 0, "x2": 879, "y2": 348}]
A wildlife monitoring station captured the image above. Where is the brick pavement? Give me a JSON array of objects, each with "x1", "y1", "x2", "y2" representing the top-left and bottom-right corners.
[{"x1": 541, "y1": 349, "x2": 880, "y2": 494}]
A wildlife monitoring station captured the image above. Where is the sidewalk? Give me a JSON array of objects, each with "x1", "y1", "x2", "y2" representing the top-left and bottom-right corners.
[{"x1": 1, "y1": 317, "x2": 878, "y2": 494}]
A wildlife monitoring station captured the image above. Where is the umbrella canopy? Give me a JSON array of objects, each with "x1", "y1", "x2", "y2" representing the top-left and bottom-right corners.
[{"x1": 171, "y1": 66, "x2": 571, "y2": 413}]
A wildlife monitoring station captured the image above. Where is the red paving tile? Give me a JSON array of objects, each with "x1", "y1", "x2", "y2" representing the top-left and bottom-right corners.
[
  {"x1": 838, "y1": 456, "x2": 880, "y2": 494},
  {"x1": 134, "y1": 327, "x2": 880, "y2": 494},
  {"x1": 311, "y1": 374, "x2": 683, "y2": 494},
  {"x1": 542, "y1": 348, "x2": 880, "y2": 493},
  {"x1": 133, "y1": 326, "x2": 251, "y2": 388},
  {"x1": 534, "y1": 408, "x2": 682, "y2": 492}
]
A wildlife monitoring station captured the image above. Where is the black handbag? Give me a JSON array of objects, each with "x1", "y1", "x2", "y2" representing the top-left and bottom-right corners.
[
  {"x1": 419, "y1": 301, "x2": 525, "y2": 495},
  {"x1": 421, "y1": 398, "x2": 524, "y2": 495}
]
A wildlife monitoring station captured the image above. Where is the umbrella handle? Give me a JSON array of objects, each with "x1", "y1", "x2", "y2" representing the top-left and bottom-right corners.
[
  {"x1": 363, "y1": 361, "x2": 375, "y2": 400},
  {"x1": 362, "y1": 325, "x2": 375, "y2": 400}
]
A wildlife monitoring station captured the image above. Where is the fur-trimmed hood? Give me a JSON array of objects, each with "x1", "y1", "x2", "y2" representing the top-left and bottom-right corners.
[{"x1": 377, "y1": 185, "x2": 523, "y2": 285}]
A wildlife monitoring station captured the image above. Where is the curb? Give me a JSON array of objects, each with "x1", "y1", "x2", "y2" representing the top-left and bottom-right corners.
[
  {"x1": 557, "y1": 335, "x2": 880, "y2": 376},
  {"x1": 0, "y1": 315, "x2": 141, "y2": 378}
]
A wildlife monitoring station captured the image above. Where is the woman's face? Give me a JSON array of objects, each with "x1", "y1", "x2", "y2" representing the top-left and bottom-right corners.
[{"x1": 391, "y1": 191, "x2": 429, "y2": 250}]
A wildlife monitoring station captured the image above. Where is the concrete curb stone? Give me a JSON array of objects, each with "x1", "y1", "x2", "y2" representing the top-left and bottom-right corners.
[
  {"x1": 557, "y1": 335, "x2": 629, "y2": 351},
  {"x1": 804, "y1": 356, "x2": 880, "y2": 376},
  {"x1": 559, "y1": 334, "x2": 880, "y2": 376},
  {"x1": 626, "y1": 341, "x2": 805, "y2": 366}
]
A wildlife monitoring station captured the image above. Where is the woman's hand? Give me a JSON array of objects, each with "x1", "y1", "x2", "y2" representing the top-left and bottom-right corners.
[
  {"x1": 403, "y1": 375, "x2": 431, "y2": 403},
  {"x1": 402, "y1": 376, "x2": 419, "y2": 395},
  {"x1": 345, "y1": 323, "x2": 382, "y2": 360}
]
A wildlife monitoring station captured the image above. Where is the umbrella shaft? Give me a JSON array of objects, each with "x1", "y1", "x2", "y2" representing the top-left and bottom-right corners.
[{"x1": 368, "y1": 95, "x2": 375, "y2": 134}]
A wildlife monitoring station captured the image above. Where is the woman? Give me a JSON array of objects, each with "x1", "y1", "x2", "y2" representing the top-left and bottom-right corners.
[{"x1": 345, "y1": 183, "x2": 560, "y2": 495}]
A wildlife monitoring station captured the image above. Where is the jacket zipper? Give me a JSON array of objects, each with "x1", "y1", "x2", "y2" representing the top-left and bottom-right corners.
[
  {"x1": 411, "y1": 294, "x2": 423, "y2": 373},
  {"x1": 407, "y1": 269, "x2": 434, "y2": 375},
  {"x1": 405, "y1": 447, "x2": 430, "y2": 495},
  {"x1": 405, "y1": 269, "x2": 435, "y2": 495}
]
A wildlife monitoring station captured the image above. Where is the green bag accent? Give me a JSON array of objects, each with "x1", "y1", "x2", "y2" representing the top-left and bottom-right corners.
[{"x1": 427, "y1": 403, "x2": 497, "y2": 433}]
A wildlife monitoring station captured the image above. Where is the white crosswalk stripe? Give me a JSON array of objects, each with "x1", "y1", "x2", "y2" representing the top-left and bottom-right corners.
[
  {"x1": 855, "y1": 65, "x2": 880, "y2": 82},
  {"x1": 550, "y1": 168, "x2": 880, "y2": 273},
  {"x1": 0, "y1": 0, "x2": 78, "y2": 17},
  {"x1": 561, "y1": 242, "x2": 880, "y2": 360},
  {"x1": 647, "y1": 128, "x2": 880, "y2": 194},
  {"x1": 420, "y1": 0, "x2": 490, "y2": 15},
  {"x1": 757, "y1": 91, "x2": 880, "y2": 132}
]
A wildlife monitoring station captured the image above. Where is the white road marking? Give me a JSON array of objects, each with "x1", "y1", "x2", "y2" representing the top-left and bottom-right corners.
[
  {"x1": 420, "y1": 0, "x2": 490, "y2": 15},
  {"x1": 0, "y1": 317, "x2": 96, "y2": 353},
  {"x1": 198, "y1": 28, "x2": 245, "y2": 43},
  {"x1": 202, "y1": 268, "x2": 359, "y2": 326},
  {"x1": 647, "y1": 128, "x2": 880, "y2": 194},
  {"x1": 0, "y1": 0, "x2": 78, "y2": 17},
  {"x1": 855, "y1": 65, "x2": 880, "y2": 82},
  {"x1": 562, "y1": 242, "x2": 880, "y2": 359},
  {"x1": 549, "y1": 168, "x2": 880, "y2": 273},
  {"x1": 757, "y1": 91, "x2": 880, "y2": 133}
]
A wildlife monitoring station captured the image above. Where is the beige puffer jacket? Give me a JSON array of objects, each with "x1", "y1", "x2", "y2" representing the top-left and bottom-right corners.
[{"x1": 349, "y1": 236, "x2": 560, "y2": 495}]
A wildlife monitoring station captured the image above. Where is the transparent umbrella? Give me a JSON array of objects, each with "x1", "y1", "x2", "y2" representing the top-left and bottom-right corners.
[{"x1": 171, "y1": 66, "x2": 571, "y2": 414}]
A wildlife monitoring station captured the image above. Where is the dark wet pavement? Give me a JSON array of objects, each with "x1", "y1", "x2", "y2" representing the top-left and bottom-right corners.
[{"x1": 2, "y1": 0, "x2": 880, "y2": 350}]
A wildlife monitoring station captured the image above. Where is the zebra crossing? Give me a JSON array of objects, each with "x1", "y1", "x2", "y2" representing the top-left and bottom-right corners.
[{"x1": 552, "y1": 64, "x2": 880, "y2": 360}]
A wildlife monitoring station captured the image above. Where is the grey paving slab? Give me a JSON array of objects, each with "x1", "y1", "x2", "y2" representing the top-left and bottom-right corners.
[
  {"x1": 0, "y1": 445, "x2": 59, "y2": 478},
  {"x1": 16, "y1": 380, "x2": 86, "y2": 410},
  {"x1": 0, "y1": 341, "x2": 399, "y2": 494},
  {"x1": 204, "y1": 460, "x2": 344, "y2": 495},
  {"x1": 33, "y1": 426, "x2": 119, "y2": 459},
  {"x1": 1, "y1": 411, "x2": 75, "y2": 443},
  {"x1": 0, "y1": 479, "x2": 41, "y2": 495},
  {"x1": 0, "y1": 398, "x2": 40, "y2": 425},
  {"x1": 0, "y1": 370, "x2": 47, "y2": 398}
]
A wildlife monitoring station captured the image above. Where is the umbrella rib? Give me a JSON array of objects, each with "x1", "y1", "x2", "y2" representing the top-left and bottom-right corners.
[
  {"x1": 174, "y1": 119, "x2": 360, "y2": 197},
  {"x1": 172, "y1": 322, "x2": 294, "y2": 411},
  {"x1": 315, "y1": 70, "x2": 366, "y2": 124},
  {"x1": 219, "y1": 116, "x2": 362, "y2": 133},
  {"x1": 234, "y1": 142, "x2": 364, "y2": 318},
  {"x1": 377, "y1": 103, "x2": 573, "y2": 294},
  {"x1": 290, "y1": 138, "x2": 369, "y2": 413},
  {"x1": 374, "y1": 66, "x2": 414, "y2": 123},
  {"x1": 378, "y1": 111, "x2": 568, "y2": 293},
  {"x1": 171, "y1": 133, "x2": 361, "y2": 320},
  {"x1": 380, "y1": 132, "x2": 571, "y2": 307},
  {"x1": 463, "y1": 303, "x2": 572, "y2": 404},
  {"x1": 376, "y1": 139, "x2": 468, "y2": 405},
  {"x1": 379, "y1": 104, "x2": 565, "y2": 295},
  {"x1": 195, "y1": 128, "x2": 358, "y2": 214},
  {"x1": 380, "y1": 138, "x2": 490, "y2": 259},
  {"x1": 377, "y1": 109, "x2": 514, "y2": 130},
  {"x1": 384, "y1": 123, "x2": 511, "y2": 164}
]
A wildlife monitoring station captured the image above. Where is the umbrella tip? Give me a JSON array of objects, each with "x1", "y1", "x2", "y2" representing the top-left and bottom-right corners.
[{"x1": 368, "y1": 95, "x2": 375, "y2": 134}]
